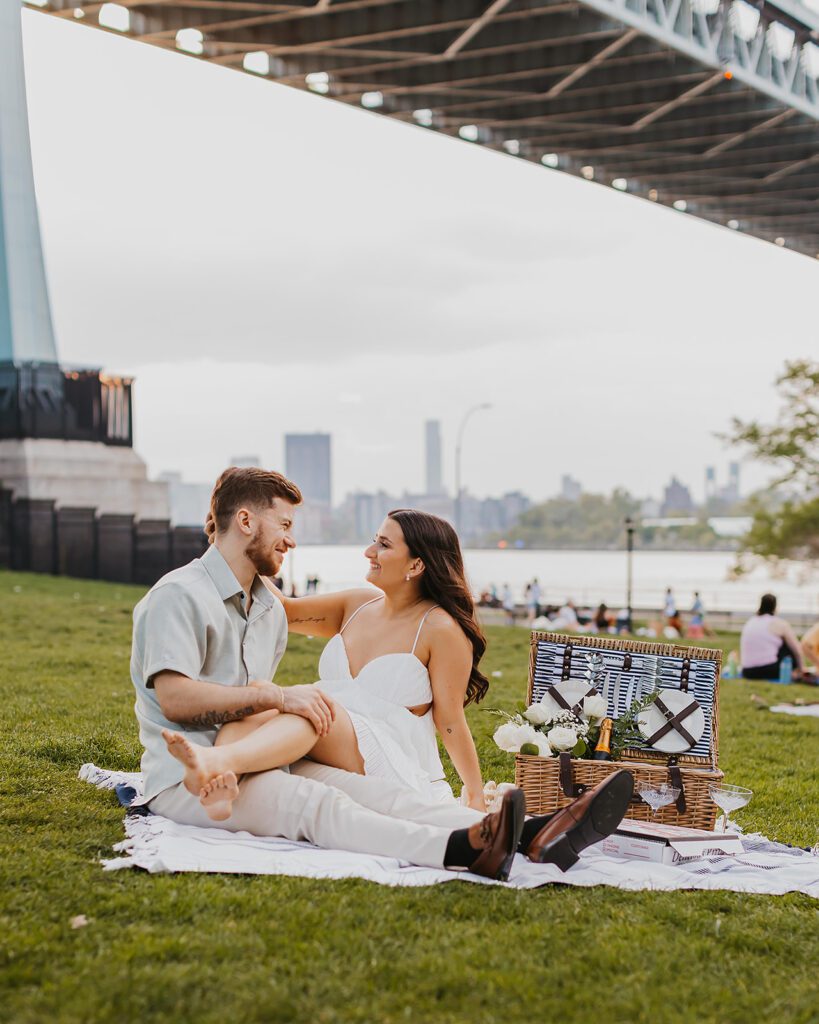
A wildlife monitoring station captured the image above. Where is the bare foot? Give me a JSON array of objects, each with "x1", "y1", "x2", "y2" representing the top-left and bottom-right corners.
[
  {"x1": 161, "y1": 729, "x2": 220, "y2": 796},
  {"x1": 200, "y1": 772, "x2": 240, "y2": 821}
]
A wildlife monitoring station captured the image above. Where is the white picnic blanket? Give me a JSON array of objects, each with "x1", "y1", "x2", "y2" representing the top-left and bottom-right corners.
[
  {"x1": 770, "y1": 703, "x2": 819, "y2": 717},
  {"x1": 79, "y1": 765, "x2": 819, "y2": 897}
]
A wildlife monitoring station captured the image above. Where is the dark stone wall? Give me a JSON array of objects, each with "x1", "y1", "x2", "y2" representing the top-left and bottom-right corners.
[
  {"x1": 173, "y1": 526, "x2": 208, "y2": 569},
  {"x1": 97, "y1": 514, "x2": 135, "y2": 583},
  {"x1": 0, "y1": 494, "x2": 209, "y2": 587},
  {"x1": 56, "y1": 507, "x2": 97, "y2": 579},
  {"x1": 11, "y1": 498, "x2": 56, "y2": 573},
  {"x1": 133, "y1": 519, "x2": 172, "y2": 586},
  {"x1": 0, "y1": 489, "x2": 12, "y2": 568}
]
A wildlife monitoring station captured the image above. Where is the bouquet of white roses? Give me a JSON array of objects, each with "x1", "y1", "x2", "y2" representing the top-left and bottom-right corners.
[
  {"x1": 488, "y1": 693, "x2": 607, "y2": 759},
  {"x1": 488, "y1": 651, "x2": 658, "y2": 761}
]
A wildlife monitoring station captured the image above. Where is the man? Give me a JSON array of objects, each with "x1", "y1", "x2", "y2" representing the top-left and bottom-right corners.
[
  {"x1": 131, "y1": 467, "x2": 631, "y2": 879},
  {"x1": 527, "y1": 578, "x2": 542, "y2": 622}
]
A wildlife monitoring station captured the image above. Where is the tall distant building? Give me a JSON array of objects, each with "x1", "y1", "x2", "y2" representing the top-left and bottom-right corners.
[
  {"x1": 425, "y1": 420, "x2": 444, "y2": 495},
  {"x1": 285, "y1": 433, "x2": 332, "y2": 506},
  {"x1": 661, "y1": 476, "x2": 695, "y2": 515},
  {"x1": 705, "y1": 462, "x2": 742, "y2": 509},
  {"x1": 560, "y1": 474, "x2": 582, "y2": 502},
  {"x1": 725, "y1": 461, "x2": 741, "y2": 502},
  {"x1": 705, "y1": 465, "x2": 716, "y2": 501}
]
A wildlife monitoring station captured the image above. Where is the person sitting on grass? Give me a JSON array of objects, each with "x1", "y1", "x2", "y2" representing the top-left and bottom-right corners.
[
  {"x1": 800, "y1": 616, "x2": 819, "y2": 683},
  {"x1": 739, "y1": 593, "x2": 805, "y2": 681},
  {"x1": 134, "y1": 466, "x2": 633, "y2": 879},
  {"x1": 186, "y1": 506, "x2": 490, "y2": 812}
]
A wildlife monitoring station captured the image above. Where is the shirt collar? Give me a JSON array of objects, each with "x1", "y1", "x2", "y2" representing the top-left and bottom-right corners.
[
  {"x1": 201, "y1": 544, "x2": 277, "y2": 610},
  {"x1": 250, "y1": 575, "x2": 276, "y2": 610},
  {"x1": 201, "y1": 544, "x2": 245, "y2": 602}
]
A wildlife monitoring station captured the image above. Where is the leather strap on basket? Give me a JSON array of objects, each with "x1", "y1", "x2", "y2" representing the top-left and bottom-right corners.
[
  {"x1": 680, "y1": 658, "x2": 691, "y2": 693},
  {"x1": 667, "y1": 760, "x2": 687, "y2": 813},
  {"x1": 623, "y1": 654, "x2": 632, "y2": 672},
  {"x1": 558, "y1": 751, "x2": 584, "y2": 798},
  {"x1": 547, "y1": 684, "x2": 599, "y2": 717},
  {"x1": 646, "y1": 694, "x2": 699, "y2": 749},
  {"x1": 561, "y1": 643, "x2": 573, "y2": 680}
]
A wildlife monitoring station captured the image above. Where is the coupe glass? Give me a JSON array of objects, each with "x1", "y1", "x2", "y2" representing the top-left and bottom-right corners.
[
  {"x1": 636, "y1": 780, "x2": 681, "y2": 817},
  {"x1": 708, "y1": 783, "x2": 753, "y2": 832}
]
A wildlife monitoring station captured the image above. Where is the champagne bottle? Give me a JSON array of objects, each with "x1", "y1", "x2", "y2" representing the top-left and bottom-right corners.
[{"x1": 593, "y1": 718, "x2": 613, "y2": 761}]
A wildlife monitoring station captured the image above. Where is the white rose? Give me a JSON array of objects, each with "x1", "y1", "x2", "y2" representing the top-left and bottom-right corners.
[
  {"x1": 524, "y1": 702, "x2": 552, "y2": 726},
  {"x1": 492, "y1": 722, "x2": 521, "y2": 752},
  {"x1": 583, "y1": 694, "x2": 608, "y2": 722},
  {"x1": 547, "y1": 725, "x2": 578, "y2": 752},
  {"x1": 534, "y1": 732, "x2": 554, "y2": 757},
  {"x1": 493, "y1": 722, "x2": 539, "y2": 753}
]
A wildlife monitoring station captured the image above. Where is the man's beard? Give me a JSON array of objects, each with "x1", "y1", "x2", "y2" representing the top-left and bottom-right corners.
[{"x1": 244, "y1": 531, "x2": 282, "y2": 578}]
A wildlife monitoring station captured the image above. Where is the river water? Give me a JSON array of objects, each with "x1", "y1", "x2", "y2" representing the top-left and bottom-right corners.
[{"x1": 284, "y1": 546, "x2": 818, "y2": 615}]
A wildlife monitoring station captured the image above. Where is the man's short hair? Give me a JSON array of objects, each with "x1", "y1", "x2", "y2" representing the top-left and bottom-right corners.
[{"x1": 209, "y1": 467, "x2": 302, "y2": 534}]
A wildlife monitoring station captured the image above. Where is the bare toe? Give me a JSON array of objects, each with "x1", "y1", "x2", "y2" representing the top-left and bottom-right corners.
[{"x1": 200, "y1": 771, "x2": 239, "y2": 822}]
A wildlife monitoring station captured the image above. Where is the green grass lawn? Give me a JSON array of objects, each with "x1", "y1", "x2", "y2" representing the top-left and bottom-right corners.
[{"x1": 0, "y1": 570, "x2": 817, "y2": 1024}]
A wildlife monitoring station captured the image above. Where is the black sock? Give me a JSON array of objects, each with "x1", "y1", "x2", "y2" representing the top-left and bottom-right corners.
[
  {"x1": 519, "y1": 813, "x2": 556, "y2": 851},
  {"x1": 444, "y1": 827, "x2": 481, "y2": 868}
]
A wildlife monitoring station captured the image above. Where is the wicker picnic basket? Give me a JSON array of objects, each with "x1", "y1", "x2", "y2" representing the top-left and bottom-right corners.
[{"x1": 515, "y1": 632, "x2": 724, "y2": 830}]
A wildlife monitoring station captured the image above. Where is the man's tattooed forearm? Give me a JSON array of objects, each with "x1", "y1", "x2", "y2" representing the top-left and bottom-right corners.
[
  {"x1": 290, "y1": 615, "x2": 327, "y2": 625},
  {"x1": 185, "y1": 706, "x2": 256, "y2": 729}
]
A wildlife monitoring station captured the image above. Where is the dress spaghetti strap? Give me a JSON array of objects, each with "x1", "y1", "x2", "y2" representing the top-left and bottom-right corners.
[
  {"x1": 339, "y1": 596, "x2": 384, "y2": 634},
  {"x1": 411, "y1": 606, "x2": 440, "y2": 655}
]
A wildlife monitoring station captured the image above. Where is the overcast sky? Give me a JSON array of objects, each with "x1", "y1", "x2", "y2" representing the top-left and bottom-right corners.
[{"x1": 20, "y1": 9, "x2": 819, "y2": 505}]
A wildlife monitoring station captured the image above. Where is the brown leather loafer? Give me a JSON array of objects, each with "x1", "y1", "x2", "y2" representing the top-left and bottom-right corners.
[
  {"x1": 525, "y1": 770, "x2": 634, "y2": 871},
  {"x1": 468, "y1": 788, "x2": 526, "y2": 882}
]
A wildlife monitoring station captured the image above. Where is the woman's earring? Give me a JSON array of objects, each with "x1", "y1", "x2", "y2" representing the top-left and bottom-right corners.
[{"x1": 405, "y1": 575, "x2": 411, "y2": 582}]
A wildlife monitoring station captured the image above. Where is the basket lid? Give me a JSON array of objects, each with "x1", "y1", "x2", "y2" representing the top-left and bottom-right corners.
[{"x1": 528, "y1": 632, "x2": 721, "y2": 768}]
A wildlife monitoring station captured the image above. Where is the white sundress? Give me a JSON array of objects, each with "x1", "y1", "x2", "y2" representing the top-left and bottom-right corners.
[{"x1": 315, "y1": 598, "x2": 454, "y2": 803}]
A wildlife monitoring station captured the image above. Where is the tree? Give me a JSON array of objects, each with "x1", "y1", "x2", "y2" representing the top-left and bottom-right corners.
[{"x1": 726, "y1": 359, "x2": 819, "y2": 568}]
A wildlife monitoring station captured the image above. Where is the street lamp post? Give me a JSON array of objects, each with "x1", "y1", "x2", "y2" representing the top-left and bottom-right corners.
[
  {"x1": 624, "y1": 516, "x2": 635, "y2": 634},
  {"x1": 454, "y1": 403, "x2": 492, "y2": 535}
]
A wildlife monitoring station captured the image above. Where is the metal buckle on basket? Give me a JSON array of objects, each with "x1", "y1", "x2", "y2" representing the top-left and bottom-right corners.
[
  {"x1": 561, "y1": 643, "x2": 573, "y2": 680},
  {"x1": 680, "y1": 657, "x2": 691, "y2": 692}
]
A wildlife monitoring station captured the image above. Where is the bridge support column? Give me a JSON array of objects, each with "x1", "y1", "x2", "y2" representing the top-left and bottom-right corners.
[{"x1": 0, "y1": 3, "x2": 169, "y2": 526}]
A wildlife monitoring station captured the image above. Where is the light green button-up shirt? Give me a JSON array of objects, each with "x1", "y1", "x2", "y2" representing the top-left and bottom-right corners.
[{"x1": 130, "y1": 544, "x2": 288, "y2": 802}]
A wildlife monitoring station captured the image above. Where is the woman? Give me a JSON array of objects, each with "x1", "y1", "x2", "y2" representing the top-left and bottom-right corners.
[
  {"x1": 740, "y1": 593, "x2": 805, "y2": 680},
  {"x1": 171, "y1": 509, "x2": 490, "y2": 820},
  {"x1": 592, "y1": 603, "x2": 612, "y2": 633}
]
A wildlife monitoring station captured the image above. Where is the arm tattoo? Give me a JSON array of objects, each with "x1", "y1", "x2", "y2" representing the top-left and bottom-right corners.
[
  {"x1": 290, "y1": 615, "x2": 327, "y2": 625},
  {"x1": 185, "y1": 706, "x2": 256, "y2": 729},
  {"x1": 446, "y1": 727, "x2": 453, "y2": 734}
]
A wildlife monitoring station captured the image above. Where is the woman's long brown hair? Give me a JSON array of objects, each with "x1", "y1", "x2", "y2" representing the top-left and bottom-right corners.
[{"x1": 388, "y1": 509, "x2": 489, "y2": 706}]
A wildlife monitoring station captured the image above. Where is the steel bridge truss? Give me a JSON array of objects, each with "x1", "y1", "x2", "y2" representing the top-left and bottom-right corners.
[{"x1": 38, "y1": 0, "x2": 819, "y2": 256}]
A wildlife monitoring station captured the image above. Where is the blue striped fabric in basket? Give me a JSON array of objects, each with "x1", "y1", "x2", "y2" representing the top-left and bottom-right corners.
[{"x1": 531, "y1": 636, "x2": 719, "y2": 764}]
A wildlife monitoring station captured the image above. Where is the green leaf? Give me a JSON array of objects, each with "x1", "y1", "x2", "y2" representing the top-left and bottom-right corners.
[
  {"x1": 571, "y1": 738, "x2": 587, "y2": 757},
  {"x1": 519, "y1": 742, "x2": 539, "y2": 756}
]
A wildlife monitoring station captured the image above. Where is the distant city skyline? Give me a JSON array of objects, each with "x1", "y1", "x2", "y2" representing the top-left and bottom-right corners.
[
  {"x1": 162, "y1": 415, "x2": 747, "y2": 535},
  {"x1": 20, "y1": 13, "x2": 813, "y2": 507}
]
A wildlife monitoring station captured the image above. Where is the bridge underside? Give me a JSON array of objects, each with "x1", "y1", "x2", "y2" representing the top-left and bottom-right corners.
[{"x1": 43, "y1": 0, "x2": 819, "y2": 257}]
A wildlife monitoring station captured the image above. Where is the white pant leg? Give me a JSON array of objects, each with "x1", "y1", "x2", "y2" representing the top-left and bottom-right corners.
[
  {"x1": 148, "y1": 768, "x2": 453, "y2": 869},
  {"x1": 290, "y1": 760, "x2": 483, "y2": 828}
]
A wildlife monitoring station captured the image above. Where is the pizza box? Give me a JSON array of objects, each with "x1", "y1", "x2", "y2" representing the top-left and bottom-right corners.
[{"x1": 598, "y1": 818, "x2": 744, "y2": 865}]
